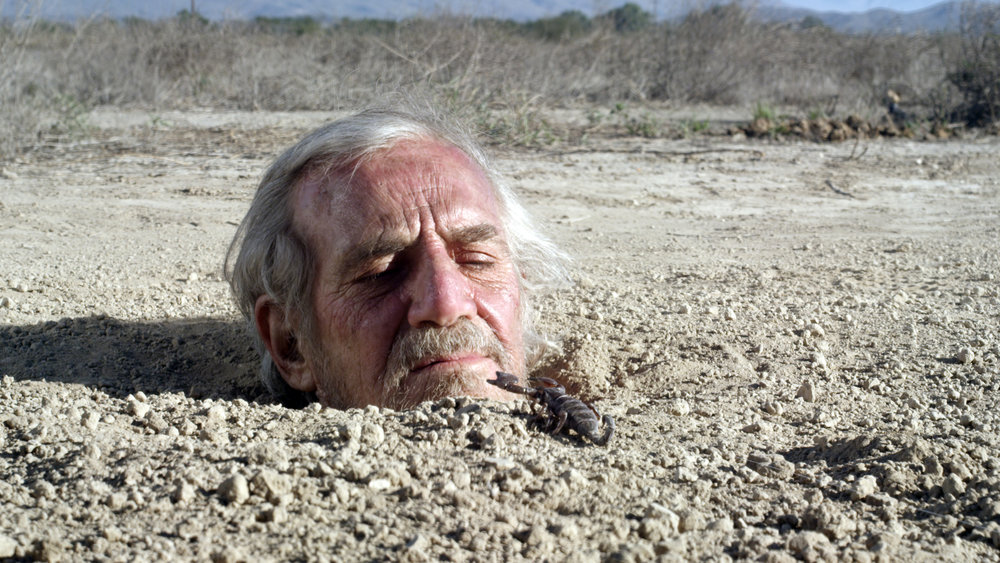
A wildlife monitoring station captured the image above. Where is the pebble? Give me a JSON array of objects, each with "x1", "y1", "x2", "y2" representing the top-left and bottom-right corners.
[
  {"x1": 129, "y1": 400, "x2": 150, "y2": 419},
  {"x1": 405, "y1": 533, "x2": 430, "y2": 553},
  {"x1": 260, "y1": 505, "x2": 288, "y2": 524},
  {"x1": 678, "y1": 509, "x2": 706, "y2": 532},
  {"x1": 252, "y1": 469, "x2": 291, "y2": 502},
  {"x1": 956, "y1": 347, "x2": 975, "y2": 364},
  {"x1": 763, "y1": 401, "x2": 784, "y2": 416},
  {"x1": 810, "y1": 352, "x2": 828, "y2": 371},
  {"x1": 485, "y1": 457, "x2": 516, "y2": 471},
  {"x1": 206, "y1": 404, "x2": 227, "y2": 422},
  {"x1": 640, "y1": 504, "x2": 679, "y2": 541},
  {"x1": 804, "y1": 323, "x2": 825, "y2": 337},
  {"x1": 668, "y1": 399, "x2": 690, "y2": 417},
  {"x1": 0, "y1": 296, "x2": 10, "y2": 308},
  {"x1": 0, "y1": 534, "x2": 16, "y2": 558},
  {"x1": 81, "y1": 411, "x2": 100, "y2": 430},
  {"x1": 219, "y1": 474, "x2": 249, "y2": 504},
  {"x1": 787, "y1": 531, "x2": 831, "y2": 558},
  {"x1": 448, "y1": 413, "x2": 469, "y2": 429},
  {"x1": 360, "y1": 422, "x2": 385, "y2": 447},
  {"x1": 797, "y1": 380, "x2": 817, "y2": 402},
  {"x1": 742, "y1": 420, "x2": 772, "y2": 434},
  {"x1": 942, "y1": 473, "x2": 965, "y2": 497},
  {"x1": 850, "y1": 475, "x2": 878, "y2": 500},
  {"x1": 707, "y1": 516, "x2": 734, "y2": 532},
  {"x1": 675, "y1": 467, "x2": 698, "y2": 482},
  {"x1": 173, "y1": 480, "x2": 196, "y2": 504}
]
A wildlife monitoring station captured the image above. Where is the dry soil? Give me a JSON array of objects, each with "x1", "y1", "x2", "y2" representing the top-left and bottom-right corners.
[{"x1": 1, "y1": 108, "x2": 999, "y2": 561}]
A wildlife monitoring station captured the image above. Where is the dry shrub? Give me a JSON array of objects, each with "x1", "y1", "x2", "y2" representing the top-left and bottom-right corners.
[
  {"x1": 0, "y1": 3, "x2": 993, "y2": 159},
  {"x1": 945, "y1": 2, "x2": 1000, "y2": 125}
]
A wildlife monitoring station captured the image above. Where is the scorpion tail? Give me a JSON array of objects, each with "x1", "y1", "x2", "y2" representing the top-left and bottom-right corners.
[{"x1": 596, "y1": 415, "x2": 615, "y2": 446}]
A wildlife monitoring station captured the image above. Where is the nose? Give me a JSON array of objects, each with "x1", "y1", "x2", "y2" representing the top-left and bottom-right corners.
[{"x1": 406, "y1": 244, "x2": 477, "y2": 328}]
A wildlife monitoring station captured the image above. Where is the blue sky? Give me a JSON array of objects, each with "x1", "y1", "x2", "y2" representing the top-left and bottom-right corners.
[
  {"x1": 780, "y1": 0, "x2": 949, "y2": 11},
  {"x1": 3, "y1": 0, "x2": 979, "y2": 22}
]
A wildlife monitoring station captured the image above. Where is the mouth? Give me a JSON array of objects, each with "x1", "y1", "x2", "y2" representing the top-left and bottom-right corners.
[{"x1": 410, "y1": 354, "x2": 490, "y2": 373}]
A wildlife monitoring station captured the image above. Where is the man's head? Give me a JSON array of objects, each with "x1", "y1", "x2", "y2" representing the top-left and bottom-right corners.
[{"x1": 225, "y1": 106, "x2": 566, "y2": 409}]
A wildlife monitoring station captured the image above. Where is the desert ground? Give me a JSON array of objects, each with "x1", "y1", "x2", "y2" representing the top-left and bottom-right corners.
[{"x1": 1, "y1": 108, "x2": 999, "y2": 561}]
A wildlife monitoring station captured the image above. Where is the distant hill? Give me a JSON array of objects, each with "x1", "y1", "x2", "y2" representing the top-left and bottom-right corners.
[
  {"x1": 756, "y1": 1, "x2": 968, "y2": 33},
  {"x1": 0, "y1": 0, "x2": 990, "y2": 33}
]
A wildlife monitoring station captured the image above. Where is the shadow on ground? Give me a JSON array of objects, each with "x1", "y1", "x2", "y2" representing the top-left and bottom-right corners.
[{"x1": 0, "y1": 315, "x2": 268, "y2": 402}]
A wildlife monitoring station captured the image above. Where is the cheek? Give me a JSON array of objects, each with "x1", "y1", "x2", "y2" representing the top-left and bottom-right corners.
[
  {"x1": 476, "y1": 278, "x2": 523, "y2": 340},
  {"x1": 313, "y1": 292, "x2": 408, "y2": 361}
]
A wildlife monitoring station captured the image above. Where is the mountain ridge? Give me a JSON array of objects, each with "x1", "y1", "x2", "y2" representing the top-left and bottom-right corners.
[{"x1": 2, "y1": 0, "x2": 991, "y2": 33}]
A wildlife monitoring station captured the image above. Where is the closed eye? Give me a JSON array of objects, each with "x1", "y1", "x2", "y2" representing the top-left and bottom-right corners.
[{"x1": 456, "y1": 251, "x2": 497, "y2": 268}]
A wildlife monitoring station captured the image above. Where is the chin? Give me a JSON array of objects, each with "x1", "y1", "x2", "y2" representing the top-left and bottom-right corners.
[{"x1": 390, "y1": 363, "x2": 512, "y2": 409}]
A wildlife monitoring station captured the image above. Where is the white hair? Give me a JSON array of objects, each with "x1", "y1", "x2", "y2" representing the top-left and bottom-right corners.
[{"x1": 224, "y1": 103, "x2": 568, "y2": 407}]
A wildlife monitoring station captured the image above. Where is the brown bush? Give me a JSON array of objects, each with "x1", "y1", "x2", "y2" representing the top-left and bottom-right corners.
[{"x1": 0, "y1": 4, "x2": 987, "y2": 159}]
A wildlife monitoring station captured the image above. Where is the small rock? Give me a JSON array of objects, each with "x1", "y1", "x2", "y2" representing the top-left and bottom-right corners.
[
  {"x1": 639, "y1": 514, "x2": 678, "y2": 542},
  {"x1": 485, "y1": 457, "x2": 516, "y2": 471},
  {"x1": 81, "y1": 411, "x2": 100, "y2": 431},
  {"x1": 0, "y1": 534, "x2": 16, "y2": 558},
  {"x1": 448, "y1": 413, "x2": 469, "y2": 429},
  {"x1": 747, "y1": 452, "x2": 794, "y2": 480},
  {"x1": 173, "y1": 480, "x2": 196, "y2": 504},
  {"x1": 668, "y1": 399, "x2": 690, "y2": 417},
  {"x1": 251, "y1": 469, "x2": 291, "y2": 502},
  {"x1": 206, "y1": 404, "x2": 227, "y2": 422},
  {"x1": 707, "y1": 517, "x2": 734, "y2": 532},
  {"x1": 804, "y1": 323, "x2": 825, "y2": 337},
  {"x1": 219, "y1": 474, "x2": 249, "y2": 504},
  {"x1": 763, "y1": 401, "x2": 784, "y2": 416},
  {"x1": 787, "y1": 531, "x2": 831, "y2": 558},
  {"x1": 368, "y1": 478, "x2": 392, "y2": 491},
  {"x1": 212, "y1": 547, "x2": 246, "y2": 563},
  {"x1": 516, "y1": 525, "x2": 551, "y2": 546},
  {"x1": 851, "y1": 475, "x2": 878, "y2": 500},
  {"x1": 129, "y1": 400, "x2": 150, "y2": 419},
  {"x1": 644, "y1": 503, "x2": 681, "y2": 538},
  {"x1": 405, "y1": 533, "x2": 430, "y2": 553},
  {"x1": 0, "y1": 296, "x2": 10, "y2": 309},
  {"x1": 550, "y1": 521, "x2": 579, "y2": 540},
  {"x1": 259, "y1": 505, "x2": 287, "y2": 524},
  {"x1": 360, "y1": 422, "x2": 385, "y2": 447},
  {"x1": 678, "y1": 509, "x2": 706, "y2": 532},
  {"x1": 956, "y1": 347, "x2": 975, "y2": 364},
  {"x1": 810, "y1": 352, "x2": 828, "y2": 371},
  {"x1": 942, "y1": 473, "x2": 966, "y2": 497},
  {"x1": 675, "y1": 467, "x2": 698, "y2": 482},
  {"x1": 746, "y1": 420, "x2": 774, "y2": 434},
  {"x1": 797, "y1": 380, "x2": 817, "y2": 402}
]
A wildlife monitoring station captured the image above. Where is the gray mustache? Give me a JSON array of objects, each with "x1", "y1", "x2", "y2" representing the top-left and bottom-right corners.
[{"x1": 385, "y1": 318, "x2": 508, "y2": 378}]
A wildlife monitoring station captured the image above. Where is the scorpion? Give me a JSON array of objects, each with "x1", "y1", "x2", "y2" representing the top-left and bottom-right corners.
[{"x1": 487, "y1": 371, "x2": 614, "y2": 445}]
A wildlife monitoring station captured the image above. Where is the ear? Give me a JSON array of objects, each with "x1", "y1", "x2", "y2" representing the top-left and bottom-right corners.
[{"x1": 254, "y1": 295, "x2": 317, "y2": 393}]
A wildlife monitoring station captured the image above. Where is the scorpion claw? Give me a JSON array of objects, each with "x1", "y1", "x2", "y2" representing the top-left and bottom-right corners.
[{"x1": 596, "y1": 414, "x2": 615, "y2": 446}]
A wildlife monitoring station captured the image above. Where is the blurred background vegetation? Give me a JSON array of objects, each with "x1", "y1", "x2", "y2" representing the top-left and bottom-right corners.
[{"x1": 1, "y1": 2, "x2": 998, "y2": 159}]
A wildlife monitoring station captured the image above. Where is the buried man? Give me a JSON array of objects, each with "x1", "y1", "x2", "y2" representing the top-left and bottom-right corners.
[{"x1": 225, "y1": 106, "x2": 567, "y2": 409}]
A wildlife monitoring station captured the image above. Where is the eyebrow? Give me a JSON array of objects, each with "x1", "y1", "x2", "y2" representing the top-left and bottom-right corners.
[
  {"x1": 342, "y1": 223, "x2": 502, "y2": 272},
  {"x1": 448, "y1": 223, "x2": 500, "y2": 246}
]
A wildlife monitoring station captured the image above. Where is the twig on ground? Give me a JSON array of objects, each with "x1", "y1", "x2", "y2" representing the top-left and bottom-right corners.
[{"x1": 825, "y1": 178, "x2": 857, "y2": 198}]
